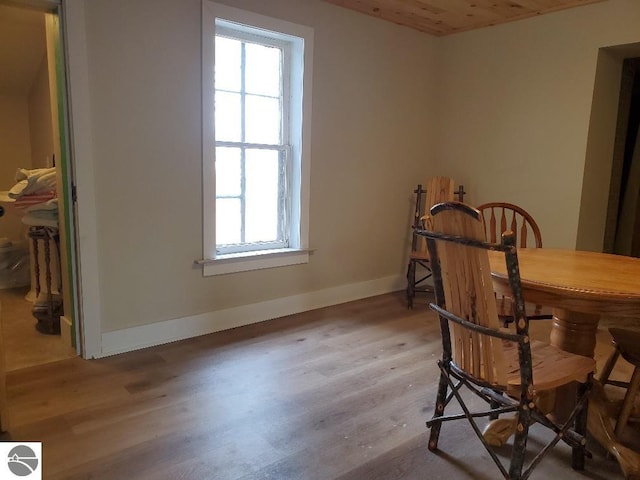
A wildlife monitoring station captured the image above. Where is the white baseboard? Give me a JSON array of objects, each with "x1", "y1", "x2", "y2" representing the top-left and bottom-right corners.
[{"x1": 99, "y1": 274, "x2": 405, "y2": 358}]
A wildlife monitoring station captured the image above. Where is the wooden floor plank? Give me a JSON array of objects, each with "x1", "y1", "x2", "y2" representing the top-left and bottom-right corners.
[{"x1": 3, "y1": 292, "x2": 629, "y2": 479}]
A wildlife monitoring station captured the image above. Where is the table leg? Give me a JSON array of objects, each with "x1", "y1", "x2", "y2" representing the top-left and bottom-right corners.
[
  {"x1": 547, "y1": 309, "x2": 599, "y2": 423},
  {"x1": 549, "y1": 308, "x2": 599, "y2": 357},
  {"x1": 549, "y1": 308, "x2": 640, "y2": 478},
  {"x1": 549, "y1": 308, "x2": 600, "y2": 358}
]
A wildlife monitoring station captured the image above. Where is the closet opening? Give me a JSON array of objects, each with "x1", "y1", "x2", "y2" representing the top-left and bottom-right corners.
[{"x1": 0, "y1": 0, "x2": 80, "y2": 372}]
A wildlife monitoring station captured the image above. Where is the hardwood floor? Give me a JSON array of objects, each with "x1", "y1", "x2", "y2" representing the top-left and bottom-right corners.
[
  {"x1": 0, "y1": 286, "x2": 76, "y2": 371},
  {"x1": 2, "y1": 292, "x2": 632, "y2": 479}
]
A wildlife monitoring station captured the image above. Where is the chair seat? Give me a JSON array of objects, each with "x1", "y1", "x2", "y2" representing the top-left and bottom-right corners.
[
  {"x1": 504, "y1": 340, "x2": 595, "y2": 393},
  {"x1": 609, "y1": 328, "x2": 640, "y2": 366}
]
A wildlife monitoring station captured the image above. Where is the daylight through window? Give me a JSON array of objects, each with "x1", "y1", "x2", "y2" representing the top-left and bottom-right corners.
[
  {"x1": 202, "y1": 2, "x2": 313, "y2": 275},
  {"x1": 214, "y1": 25, "x2": 289, "y2": 254}
]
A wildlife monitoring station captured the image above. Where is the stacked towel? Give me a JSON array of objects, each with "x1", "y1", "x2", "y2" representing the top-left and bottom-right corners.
[
  {"x1": 9, "y1": 167, "x2": 57, "y2": 199},
  {"x1": 3, "y1": 168, "x2": 59, "y2": 228},
  {"x1": 22, "y1": 199, "x2": 59, "y2": 228},
  {"x1": 13, "y1": 190, "x2": 56, "y2": 209}
]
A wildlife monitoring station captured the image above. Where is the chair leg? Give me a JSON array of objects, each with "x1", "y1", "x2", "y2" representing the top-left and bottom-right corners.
[
  {"x1": 489, "y1": 398, "x2": 499, "y2": 420},
  {"x1": 599, "y1": 349, "x2": 620, "y2": 384},
  {"x1": 406, "y1": 259, "x2": 416, "y2": 309},
  {"x1": 428, "y1": 369, "x2": 450, "y2": 451},
  {"x1": 615, "y1": 367, "x2": 640, "y2": 438},
  {"x1": 508, "y1": 406, "x2": 531, "y2": 479},
  {"x1": 572, "y1": 378, "x2": 591, "y2": 471}
]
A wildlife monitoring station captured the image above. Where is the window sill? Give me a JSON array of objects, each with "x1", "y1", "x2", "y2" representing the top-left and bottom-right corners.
[{"x1": 200, "y1": 248, "x2": 310, "y2": 276}]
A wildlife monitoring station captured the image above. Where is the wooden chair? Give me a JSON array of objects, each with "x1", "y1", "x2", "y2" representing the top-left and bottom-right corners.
[
  {"x1": 477, "y1": 202, "x2": 551, "y2": 325},
  {"x1": 406, "y1": 177, "x2": 463, "y2": 308},
  {"x1": 419, "y1": 202, "x2": 594, "y2": 480},
  {"x1": 477, "y1": 202, "x2": 543, "y2": 248},
  {"x1": 599, "y1": 328, "x2": 640, "y2": 439}
]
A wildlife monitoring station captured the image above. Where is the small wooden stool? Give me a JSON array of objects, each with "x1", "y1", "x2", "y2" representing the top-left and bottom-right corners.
[
  {"x1": 28, "y1": 226, "x2": 62, "y2": 335},
  {"x1": 599, "y1": 327, "x2": 640, "y2": 437}
]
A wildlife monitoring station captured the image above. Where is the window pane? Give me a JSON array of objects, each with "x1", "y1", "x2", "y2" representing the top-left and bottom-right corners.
[
  {"x1": 215, "y1": 91, "x2": 241, "y2": 142},
  {"x1": 215, "y1": 147, "x2": 241, "y2": 196},
  {"x1": 215, "y1": 36, "x2": 241, "y2": 92},
  {"x1": 245, "y1": 95, "x2": 281, "y2": 144},
  {"x1": 245, "y1": 43, "x2": 281, "y2": 97},
  {"x1": 245, "y1": 149, "x2": 280, "y2": 243},
  {"x1": 216, "y1": 198, "x2": 241, "y2": 245}
]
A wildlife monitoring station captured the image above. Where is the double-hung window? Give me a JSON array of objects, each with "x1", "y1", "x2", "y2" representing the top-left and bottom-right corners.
[{"x1": 202, "y1": 2, "x2": 313, "y2": 276}]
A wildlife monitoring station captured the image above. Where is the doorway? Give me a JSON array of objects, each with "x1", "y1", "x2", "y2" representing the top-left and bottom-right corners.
[
  {"x1": 0, "y1": 2, "x2": 77, "y2": 371},
  {"x1": 605, "y1": 58, "x2": 640, "y2": 257}
]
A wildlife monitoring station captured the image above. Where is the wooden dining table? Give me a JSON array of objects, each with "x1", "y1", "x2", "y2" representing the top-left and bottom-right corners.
[{"x1": 488, "y1": 248, "x2": 640, "y2": 479}]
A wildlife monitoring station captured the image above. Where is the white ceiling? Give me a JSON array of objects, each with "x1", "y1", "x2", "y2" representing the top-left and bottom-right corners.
[{"x1": 0, "y1": 4, "x2": 46, "y2": 95}]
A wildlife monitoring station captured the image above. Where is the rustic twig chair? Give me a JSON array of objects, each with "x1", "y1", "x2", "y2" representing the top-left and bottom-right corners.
[
  {"x1": 477, "y1": 202, "x2": 551, "y2": 326},
  {"x1": 419, "y1": 201, "x2": 595, "y2": 480},
  {"x1": 406, "y1": 177, "x2": 464, "y2": 308}
]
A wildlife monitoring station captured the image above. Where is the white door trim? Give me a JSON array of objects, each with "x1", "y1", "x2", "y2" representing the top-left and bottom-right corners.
[{"x1": 62, "y1": 0, "x2": 102, "y2": 358}]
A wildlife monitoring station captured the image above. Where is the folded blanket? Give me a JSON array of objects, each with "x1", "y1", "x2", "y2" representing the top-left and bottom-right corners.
[
  {"x1": 15, "y1": 167, "x2": 55, "y2": 182},
  {"x1": 12, "y1": 190, "x2": 57, "y2": 209},
  {"x1": 22, "y1": 212, "x2": 58, "y2": 228},
  {"x1": 9, "y1": 168, "x2": 57, "y2": 198},
  {"x1": 24, "y1": 198, "x2": 58, "y2": 213}
]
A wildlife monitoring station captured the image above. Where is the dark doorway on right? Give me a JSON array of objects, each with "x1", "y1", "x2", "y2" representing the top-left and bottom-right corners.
[{"x1": 606, "y1": 58, "x2": 640, "y2": 256}]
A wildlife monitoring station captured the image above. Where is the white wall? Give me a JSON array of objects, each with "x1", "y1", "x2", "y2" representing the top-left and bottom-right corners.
[
  {"x1": 72, "y1": 0, "x2": 640, "y2": 355},
  {"x1": 435, "y1": 0, "x2": 640, "y2": 249},
  {"x1": 27, "y1": 53, "x2": 53, "y2": 170},
  {"x1": 0, "y1": 95, "x2": 31, "y2": 242},
  {"x1": 75, "y1": 0, "x2": 438, "y2": 339}
]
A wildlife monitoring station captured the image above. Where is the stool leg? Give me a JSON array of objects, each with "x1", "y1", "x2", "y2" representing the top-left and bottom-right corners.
[
  {"x1": 615, "y1": 366, "x2": 640, "y2": 438},
  {"x1": 32, "y1": 234, "x2": 41, "y2": 299},
  {"x1": 599, "y1": 349, "x2": 620, "y2": 384},
  {"x1": 406, "y1": 259, "x2": 416, "y2": 309}
]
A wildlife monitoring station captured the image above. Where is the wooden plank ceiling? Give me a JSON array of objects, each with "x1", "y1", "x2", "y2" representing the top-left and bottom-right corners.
[{"x1": 323, "y1": 0, "x2": 605, "y2": 36}]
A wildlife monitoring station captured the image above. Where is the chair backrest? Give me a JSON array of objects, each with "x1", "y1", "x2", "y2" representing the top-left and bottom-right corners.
[
  {"x1": 425, "y1": 177, "x2": 456, "y2": 214},
  {"x1": 413, "y1": 177, "x2": 456, "y2": 254},
  {"x1": 477, "y1": 202, "x2": 542, "y2": 248},
  {"x1": 422, "y1": 202, "x2": 528, "y2": 388}
]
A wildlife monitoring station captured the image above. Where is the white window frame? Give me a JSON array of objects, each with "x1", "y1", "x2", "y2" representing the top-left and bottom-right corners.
[
  {"x1": 214, "y1": 24, "x2": 290, "y2": 255},
  {"x1": 202, "y1": 1, "x2": 313, "y2": 276}
]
